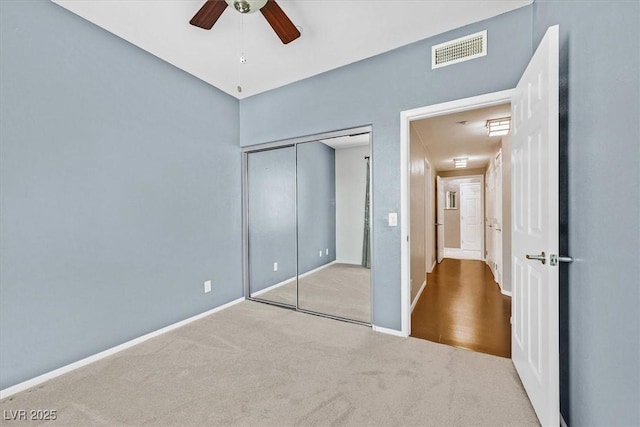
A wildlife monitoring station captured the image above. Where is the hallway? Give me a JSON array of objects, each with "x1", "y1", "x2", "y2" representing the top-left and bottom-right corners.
[{"x1": 411, "y1": 259, "x2": 511, "y2": 358}]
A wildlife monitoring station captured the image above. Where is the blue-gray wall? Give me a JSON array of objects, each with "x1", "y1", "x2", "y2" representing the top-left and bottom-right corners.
[
  {"x1": 239, "y1": 7, "x2": 534, "y2": 331},
  {"x1": 296, "y1": 141, "x2": 336, "y2": 273},
  {"x1": 247, "y1": 147, "x2": 297, "y2": 293},
  {"x1": 2, "y1": 1, "x2": 638, "y2": 424},
  {"x1": 532, "y1": 1, "x2": 640, "y2": 425},
  {"x1": 0, "y1": 0, "x2": 242, "y2": 389}
]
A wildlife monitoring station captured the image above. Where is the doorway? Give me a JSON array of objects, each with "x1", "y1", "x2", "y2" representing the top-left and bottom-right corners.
[
  {"x1": 400, "y1": 26, "x2": 561, "y2": 426},
  {"x1": 400, "y1": 89, "x2": 514, "y2": 337},
  {"x1": 405, "y1": 100, "x2": 512, "y2": 358},
  {"x1": 440, "y1": 175, "x2": 485, "y2": 261}
]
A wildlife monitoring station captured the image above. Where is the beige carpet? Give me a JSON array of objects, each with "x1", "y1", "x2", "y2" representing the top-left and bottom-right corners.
[
  {"x1": 0, "y1": 301, "x2": 539, "y2": 426},
  {"x1": 255, "y1": 263, "x2": 370, "y2": 323}
]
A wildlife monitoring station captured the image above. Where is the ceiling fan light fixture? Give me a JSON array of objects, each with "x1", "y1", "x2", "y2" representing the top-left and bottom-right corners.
[{"x1": 228, "y1": 0, "x2": 267, "y2": 14}]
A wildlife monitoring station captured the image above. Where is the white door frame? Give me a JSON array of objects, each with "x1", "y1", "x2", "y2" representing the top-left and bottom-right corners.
[
  {"x1": 440, "y1": 174, "x2": 485, "y2": 260},
  {"x1": 399, "y1": 89, "x2": 514, "y2": 337}
]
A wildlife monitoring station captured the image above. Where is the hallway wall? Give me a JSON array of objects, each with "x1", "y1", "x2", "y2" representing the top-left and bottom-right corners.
[{"x1": 409, "y1": 125, "x2": 427, "y2": 302}]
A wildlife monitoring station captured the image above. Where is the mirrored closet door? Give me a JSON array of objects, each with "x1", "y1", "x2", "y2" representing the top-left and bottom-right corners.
[
  {"x1": 244, "y1": 129, "x2": 372, "y2": 324},
  {"x1": 246, "y1": 145, "x2": 297, "y2": 307}
]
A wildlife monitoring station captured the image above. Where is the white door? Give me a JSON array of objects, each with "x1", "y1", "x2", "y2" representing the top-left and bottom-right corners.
[
  {"x1": 460, "y1": 182, "x2": 482, "y2": 251},
  {"x1": 486, "y1": 166, "x2": 496, "y2": 271},
  {"x1": 511, "y1": 25, "x2": 559, "y2": 427},
  {"x1": 494, "y1": 151, "x2": 503, "y2": 285},
  {"x1": 436, "y1": 176, "x2": 444, "y2": 263}
]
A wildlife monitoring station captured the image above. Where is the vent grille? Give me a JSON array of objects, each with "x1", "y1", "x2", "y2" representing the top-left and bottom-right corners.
[{"x1": 432, "y1": 30, "x2": 487, "y2": 69}]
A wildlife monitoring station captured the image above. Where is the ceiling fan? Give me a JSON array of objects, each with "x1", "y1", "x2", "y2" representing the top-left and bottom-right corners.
[{"x1": 190, "y1": 0, "x2": 301, "y2": 44}]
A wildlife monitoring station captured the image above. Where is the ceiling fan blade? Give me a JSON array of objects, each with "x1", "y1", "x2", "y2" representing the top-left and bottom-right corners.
[
  {"x1": 190, "y1": 0, "x2": 228, "y2": 30},
  {"x1": 260, "y1": 0, "x2": 300, "y2": 44}
]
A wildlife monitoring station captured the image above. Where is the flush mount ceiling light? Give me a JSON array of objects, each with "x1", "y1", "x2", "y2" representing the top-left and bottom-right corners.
[
  {"x1": 454, "y1": 157, "x2": 468, "y2": 168},
  {"x1": 487, "y1": 117, "x2": 511, "y2": 137}
]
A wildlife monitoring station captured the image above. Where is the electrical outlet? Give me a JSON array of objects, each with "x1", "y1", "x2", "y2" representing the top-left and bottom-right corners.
[
  {"x1": 204, "y1": 280, "x2": 212, "y2": 293},
  {"x1": 273, "y1": 262, "x2": 278, "y2": 272},
  {"x1": 319, "y1": 250, "x2": 323, "y2": 257},
  {"x1": 326, "y1": 248, "x2": 329, "y2": 255}
]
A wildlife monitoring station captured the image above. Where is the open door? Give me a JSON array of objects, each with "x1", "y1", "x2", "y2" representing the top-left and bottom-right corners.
[
  {"x1": 436, "y1": 176, "x2": 444, "y2": 263},
  {"x1": 511, "y1": 25, "x2": 559, "y2": 427}
]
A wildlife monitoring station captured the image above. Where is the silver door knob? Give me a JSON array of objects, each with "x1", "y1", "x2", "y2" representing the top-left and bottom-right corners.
[{"x1": 526, "y1": 251, "x2": 546, "y2": 264}]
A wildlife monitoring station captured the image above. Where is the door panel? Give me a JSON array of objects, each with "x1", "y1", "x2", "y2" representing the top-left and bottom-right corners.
[
  {"x1": 460, "y1": 182, "x2": 482, "y2": 251},
  {"x1": 511, "y1": 25, "x2": 559, "y2": 427},
  {"x1": 495, "y1": 152, "x2": 503, "y2": 285},
  {"x1": 436, "y1": 176, "x2": 444, "y2": 263}
]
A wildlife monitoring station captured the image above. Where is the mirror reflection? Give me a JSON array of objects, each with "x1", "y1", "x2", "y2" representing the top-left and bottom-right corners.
[
  {"x1": 296, "y1": 136, "x2": 371, "y2": 323},
  {"x1": 247, "y1": 146, "x2": 297, "y2": 307},
  {"x1": 445, "y1": 191, "x2": 457, "y2": 209}
]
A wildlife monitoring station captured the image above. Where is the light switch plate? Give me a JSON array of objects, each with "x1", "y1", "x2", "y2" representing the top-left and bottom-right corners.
[
  {"x1": 388, "y1": 212, "x2": 398, "y2": 226},
  {"x1": 273, "y1": 262, "x2": 278, "y2": 271},
  {"x1": 204, "y1": 280, "x2": 212, "y2": 293}
]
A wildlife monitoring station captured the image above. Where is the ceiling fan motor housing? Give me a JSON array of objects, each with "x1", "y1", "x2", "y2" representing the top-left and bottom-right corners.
[{"x1": 228, "y1": 0, "x2": 267, "y2": 14}]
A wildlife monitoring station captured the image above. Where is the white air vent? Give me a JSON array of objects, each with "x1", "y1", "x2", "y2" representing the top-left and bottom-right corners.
[{"x1": 432, "y1": 30, "x2": 487, "y2": 69}]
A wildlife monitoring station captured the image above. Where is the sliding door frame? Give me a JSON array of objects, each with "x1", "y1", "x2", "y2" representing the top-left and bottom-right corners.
[{"x1": 241, "y1": 125, "x2": 373, "y2": 325}]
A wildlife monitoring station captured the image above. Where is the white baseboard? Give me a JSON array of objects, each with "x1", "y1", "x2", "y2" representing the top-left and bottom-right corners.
[
  {"x1": 501, "y1": 289, "x2": 512, "y2": 297},
  {"x1": 299, "y1": 260, "x2": 337, "y2": 279},
  {"x1": 251, "y1": 261, "x2": 337, "y2": 297},
  {"x1": 430, "y1": 260, "x2": 436, "y2": 273},
  {"x1": 561, "y1": 414, "x2": 568, "y2": 427},
  {"x1": 444, "y1": 247, "x2": 483, "y2": 260},
  {"x1": 251, "y1": 276, "x2": 295, "y2": 296},
  {"x1": 411, "y1": 279, "x2": 427, "y2": 313},
  {"x1": 0, "y1": 297, "x2": 245, "y2": 399},
  {"x1": 372, "y1": 325, "x2": 408, "y2": 338}
]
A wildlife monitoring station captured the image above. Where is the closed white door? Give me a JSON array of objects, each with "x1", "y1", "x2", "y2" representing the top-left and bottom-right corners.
[
  {"x1": 436, "y1": 176, "x2": 444, "y2": 263},
  {"x1": 511, "y1": 25, "x2": 559, "y2": 427},
  {"x1": 460, "y1": 182, "x2": 482, "y2": 251}
]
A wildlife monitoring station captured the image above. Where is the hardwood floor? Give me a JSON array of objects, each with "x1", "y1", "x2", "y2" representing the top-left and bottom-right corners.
[{"x1": 411, "y1": 258, "x2": 512, "y2": 358}]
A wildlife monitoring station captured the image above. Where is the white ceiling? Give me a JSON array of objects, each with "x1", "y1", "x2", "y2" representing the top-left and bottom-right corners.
[
  {"x1": 322, "y1": 133, "x2": 369, "y2": 150},
  {"x1": 411, "y1": 103, "x2": 511, "y2": 172},
  {"x1": 51, "y1": 0, "x2": 532, "y2": 99}
]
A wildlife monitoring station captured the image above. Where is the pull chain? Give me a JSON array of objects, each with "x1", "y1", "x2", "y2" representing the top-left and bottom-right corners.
[{"x1": 237, "y1": 15, "x2": 245, "y2": 93}]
